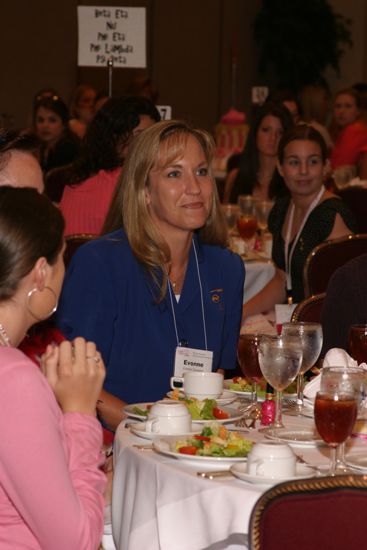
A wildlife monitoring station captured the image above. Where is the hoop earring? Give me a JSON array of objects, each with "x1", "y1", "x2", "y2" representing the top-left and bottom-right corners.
[{"x1": 27, "y1": 286, "x2": 58, "y2": 321}]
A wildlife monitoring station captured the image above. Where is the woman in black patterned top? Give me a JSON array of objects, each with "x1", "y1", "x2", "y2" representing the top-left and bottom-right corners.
[{"x1": 243, "y1": 125, "x2": 356, "y2": 318}]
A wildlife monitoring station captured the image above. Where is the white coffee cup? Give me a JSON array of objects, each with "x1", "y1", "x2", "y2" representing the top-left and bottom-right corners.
[
  {"x1": 145, "y1": 400, "x2": 192, "y2": 434},
  {"x1": 170, "y1": 371, "x2": 223, "y2": 399},
  {"x1": 247, "y1": 441, "x2": 296, "y2": 479}
]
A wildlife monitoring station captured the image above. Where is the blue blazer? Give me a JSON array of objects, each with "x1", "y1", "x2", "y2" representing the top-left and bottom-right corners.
[{"x1": 56, "y1": 230, "x2": 245, "y2": 403}]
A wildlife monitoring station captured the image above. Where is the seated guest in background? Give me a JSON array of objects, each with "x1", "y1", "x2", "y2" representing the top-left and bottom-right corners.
[
  {"x1": 330, "y1": 88, "x2": 367, "y2": 178},
  {"x1": 223, "y1": 102, "x2": 294, "y2": 204},
  {"x1": 57, "y1": 120, "x2": 245, "y2": 430},
  {"x1": 0, "y1": 129, "x2": 44, "y2": 192},
  {"x1": 298, "y1": 83, "x2": 334, "y2": 150},
  {"x1": 244, "y1": 125, "x2": 356, "y2": 319},
  {"x1": 269, "y1": 89, "x2": 301, "y2": 124},
  {"x1": 321, "y1": 253, "x2": 367, "y2": 355},
  {"x1": 0, "y1": 187, "x2": 106, "y2": 548},
  {"x1": 59, "y1": 96, "x2": 160, "y2": 235},
  {"x1": 69, "y1": 84, "x2": 97, "y2": 139},
  {"x1": 33, "y1": 95, "x2": 80, "y2": 175}
]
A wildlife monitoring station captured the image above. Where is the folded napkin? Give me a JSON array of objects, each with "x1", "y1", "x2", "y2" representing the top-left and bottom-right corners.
[
  {"x1": 303, "y1": 348, "x2": 366, "y2": 400},
  {"x1": 241, "y1": 314, "x2": 277, "y2": 336}
]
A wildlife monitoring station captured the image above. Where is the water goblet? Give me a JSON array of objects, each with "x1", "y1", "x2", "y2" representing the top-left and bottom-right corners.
[
  {"x1": 314, "y1": 389, "x2": 358, "y2": 476},
  {"x1": 348, "y1": 324, "x2": 367, "y2": 364},
  {"x1": 237, "y1": 194, "x2": 257, "y2": 217},
  {"x1": 282, "y1": 322, "x2": 323, "y2": 415},
  {"x1": 255, "y1": 200, "x2": 273, "y2": 233},
  {"x1": 221, "y1": 204, "x2": 240, "y2": 234},
  {"x1": 320, "y1": 366, "x2": 366, "y2": 472},
  {"x1": 258, "y1": 334, "x2": 303, "y2": 429}
]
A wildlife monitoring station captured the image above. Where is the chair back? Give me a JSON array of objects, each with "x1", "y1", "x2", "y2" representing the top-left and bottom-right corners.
[
  {"x1": 249, "y1": 474, "x2": 367, "y2": 550},
  {"x1": 337, "y1": 187, "x2": 367, "y2": 233},
  {"x1": 291, "y1": 293, "x2": 326, "y2": 323},
  {"x1": 64, "y1": 233, "x2": 97, "y2": 268},
  {"x1": 303, "y1": 233, "x2": 367, "y2": 296}
]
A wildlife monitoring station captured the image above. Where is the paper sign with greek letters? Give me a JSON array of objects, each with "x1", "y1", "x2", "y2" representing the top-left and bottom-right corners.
[{"x1": 78, "y1": 6, "x2": 146, "y2": 67}]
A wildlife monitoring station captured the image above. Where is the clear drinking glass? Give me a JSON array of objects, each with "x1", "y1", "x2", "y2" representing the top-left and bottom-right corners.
[
  {"x1": 282, "y1": 322, "x2": 323, "y2": 415},
  {"x1": 314, "y1": 389, "x2": 358, "y2": 476},
  {"x1": 255, "y1": 200, "x2": 273, "y2": 233},
  {"x1": 221, "y1": 204, "x2": 240, "y2": 234},
  {"x1": 258, "y1": 334, "x2": 303, "y2": 429},
  {"x1": 320, "y1": 366, "x2": 366, "y2": 472}
]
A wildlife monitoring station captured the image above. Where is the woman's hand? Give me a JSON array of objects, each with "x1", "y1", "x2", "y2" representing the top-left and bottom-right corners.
[{"x1": 41, "y1": 337, "x2": 106, "y2": 416}]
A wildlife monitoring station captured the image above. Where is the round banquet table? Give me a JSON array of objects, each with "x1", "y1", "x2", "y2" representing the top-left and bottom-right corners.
[{"x1": 110, "y1": 411, "x2": 367, "y2": 550}]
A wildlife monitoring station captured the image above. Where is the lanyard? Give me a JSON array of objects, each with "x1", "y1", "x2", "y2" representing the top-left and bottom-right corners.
[
  {"x1": 167, "y1": 238, "x2": 208, "y2": 350},
  {"x1": 284, "y1": 185, "x2": 325, "y2": 299}
]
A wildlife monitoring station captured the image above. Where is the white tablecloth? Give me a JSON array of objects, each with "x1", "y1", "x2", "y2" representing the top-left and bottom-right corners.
[
  {"x1": 243, "y1": 260, "x2": 275, "y2": 303},
  {"x1": 111, "y1": 413, "x2": 367, "y2": 550}
]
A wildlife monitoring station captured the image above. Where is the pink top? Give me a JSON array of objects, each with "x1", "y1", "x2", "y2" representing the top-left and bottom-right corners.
[
  {"x1": 60, "y1": 168, "x2": 121, "y2": 236},
  {"x1": 0, "y1": 347, "x2": 106, "y2": 549},
  {"x1": 330, "y1": 120, "x2": 367, "y2": 169}
]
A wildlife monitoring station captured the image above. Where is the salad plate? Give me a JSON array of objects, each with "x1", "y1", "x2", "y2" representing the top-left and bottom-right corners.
[
  {"x1": 153, "y1": 432, "x2": 252, "y2": 465},
  {"x1": 166, "y1": 389, "x2": 237, "y2": 406},
  {"x1": 124, "y1": 402, "x2": 244, "y2": 425},
  {"x1": 223, "y1": 379, "x2": 297, "y2": 400},
  {"x1": 223, "y1": 379, "x2": 256, "y2": 398},
  {"x1": 191, "y1": 405, "x2": 244, "y2": 425},
  {"x1": 129, "y1": 422, "x2": 202, "y2": 441},
  {"x1": 230, "y1": 462, "x2": 315, "y2": 485},
  {"x1": 265, "y1": 429, "x2": 324, "y2": 447},
  {"x1": 123, "y1": 402, "x2": 153, "y2": 420}
]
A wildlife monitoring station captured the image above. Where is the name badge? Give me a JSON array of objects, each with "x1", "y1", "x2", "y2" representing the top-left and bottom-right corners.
[
  {"x1": 275, "y1": 303, "x2": 297, "y2": 332},
  {"x1": 173, "y1": 346, "x2": 213, "y2": 377}
]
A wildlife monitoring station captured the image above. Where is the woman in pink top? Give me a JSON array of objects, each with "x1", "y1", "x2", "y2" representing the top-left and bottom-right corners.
[
  {"x1": 330, "y1": 88, "x2": 367, "y2": 178},
  {"x1": 0, "y1": 186, "x2": 106, "y2": 549},
  {"x1": 60, "y1": 96, "x2": 161, "y2": 236}
]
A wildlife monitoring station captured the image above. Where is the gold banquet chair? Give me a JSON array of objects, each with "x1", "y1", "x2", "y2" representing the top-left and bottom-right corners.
[
  {"x1": 291, "y1": 293, "x2": 326, "y2": 324},
  {"x1": 249, "y1": 474, "x2": 367, "y2": 550},
  {"x1": 303, "y1": 233, "x2": 367, "y2": 297},
  {"x1": 64, "y1": 233, "x2": 98, "y2": 268}
]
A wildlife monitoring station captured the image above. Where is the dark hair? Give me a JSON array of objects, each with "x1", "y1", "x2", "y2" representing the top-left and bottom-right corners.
[
  {"x1": 278, "y1": 124, "x2": 328, "y2": 164},
  {"x1": 229, "y1": 102, "x2": 294, "y2": 203},
  {"x1": 33, "y1": 96, "x2": 70, "y2": 126},
  {"x1": 33, "y1": 88, "x2": 60, "y2": 109},
  {"x1": 0, "y1": 129, "x2": 40, "y2": 172},
  {"x1": 269, "y1": 89, "x2": 302, "y2": 117},
  {"x1": 0, "y1": 187, "x2": 64, "y2": 300},
  {"x1": 68, "y1": 95, "x2": 161, "y2": 185}
]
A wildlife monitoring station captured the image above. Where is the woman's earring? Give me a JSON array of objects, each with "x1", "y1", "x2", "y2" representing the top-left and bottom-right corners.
[{"x1": 27, "y1": 286, "x2": 58, "y2": 321}]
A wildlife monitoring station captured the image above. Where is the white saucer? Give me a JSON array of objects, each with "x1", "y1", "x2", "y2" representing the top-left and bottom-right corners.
[
  {"x1": 265, "y1": 429, "x2": 324, "y2": 447},
  {"x1": 230, "y1": 462, "x2": 315, "y2": 485},
  {"x1": 130, "y1": 422, "x2": 201, "y2": 440}
]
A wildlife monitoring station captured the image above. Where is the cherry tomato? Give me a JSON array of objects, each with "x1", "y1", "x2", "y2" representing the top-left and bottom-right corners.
[
  {"x1": 194, "y1": 435, "x2": 210, "y2": 442},
  {"x1": 178, "y1": 446, "x2": 198, "y2": 455},
  {"x1": 213, "y1": 407, "x2": 230, "y2": 420},
  {"x1": 232, "y1": 376, "x2": 243, "y2": 383}
]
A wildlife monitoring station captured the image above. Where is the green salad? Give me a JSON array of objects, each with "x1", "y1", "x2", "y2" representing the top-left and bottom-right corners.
[
  {"x1": 132, "y1": 399, "x2": 230, "y2": 421},
  {"x1": 174, "y1": 424, "x2": 253, "y2": 457}
]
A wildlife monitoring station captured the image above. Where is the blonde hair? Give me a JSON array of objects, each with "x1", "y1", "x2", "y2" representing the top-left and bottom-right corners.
[{"x1": 110, "y1": 120, "x2": 228, "y2": 300}]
